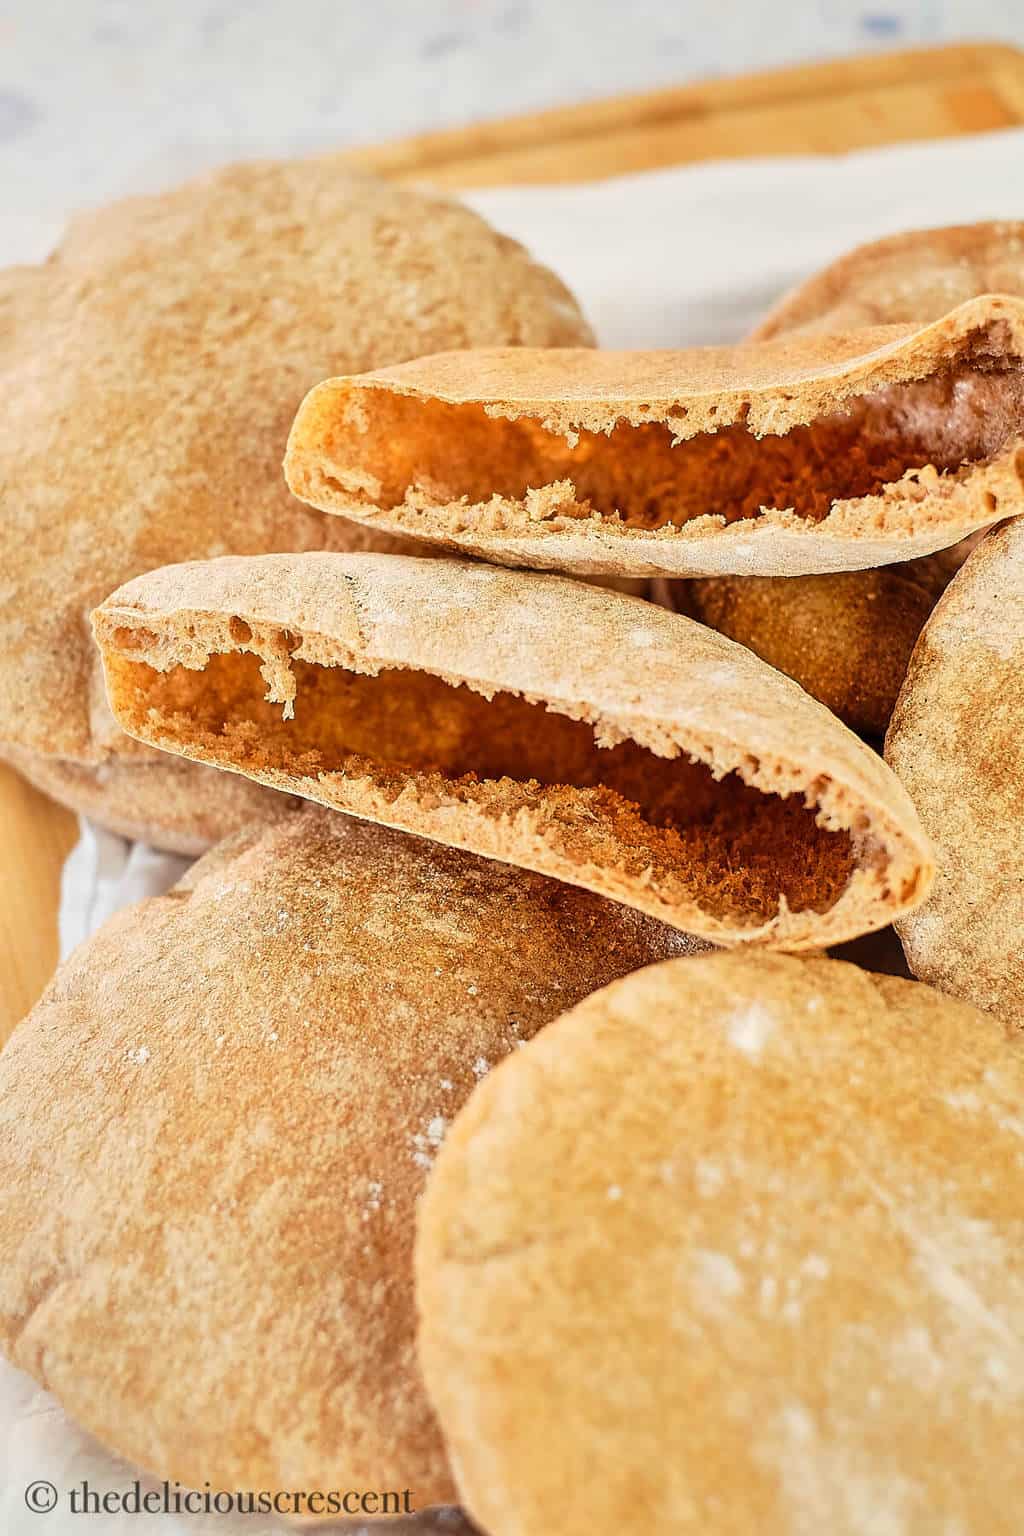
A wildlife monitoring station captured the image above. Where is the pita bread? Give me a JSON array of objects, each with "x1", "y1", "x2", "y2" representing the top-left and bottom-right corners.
[
  {"x1": 92, "y1": 551, "x2": 933, "y2": 949},
  {"x1": 1, "y1": 743, "x2": 303, "y2": 855},
  {"x1": 0, "y1": 158, "x2": 591, "y2": 845},
  {"x1": 752, "y1": 220, "x2": 1024, "y2": 340},
  {"x1": 886, "y1": 519, "x2": 1024, "y2": 1017},
  {"x1": 416, "y1": 951, "x2": 1024, "y2": 1536},
  {"x1": 663, "y1": 564, "x2": 938, "y2": 739},
  {"x1": 284, "y1": 296, "x2": 1024, "y2": 579},
  {"x1": 0, "y1": 807, "x2": 692, "y2": 1505}
]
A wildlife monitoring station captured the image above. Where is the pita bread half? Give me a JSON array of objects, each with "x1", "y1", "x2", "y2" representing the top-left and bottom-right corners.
[
  {"x1": 0, "y1": 157, "x2": 591, "y2": 845},
  {"x1": 886, "y1": 518, "x2": 1024, "y2": 1018},
  {"x1": 92, "y1": 551, "x2": 933, "y2": 949},
  {"x1": 284, "y1": 296, "x2": 1024, "y2": 579},
  {"x1": 0, "y1": 807, "x2": 693, "y2": 1506},
  {"x1": 752, "y1": 220, "x2": 1024, "y2": 340},
  {"x1": 415, "y1": 951, "x2": 1024, "y2": 1536}
]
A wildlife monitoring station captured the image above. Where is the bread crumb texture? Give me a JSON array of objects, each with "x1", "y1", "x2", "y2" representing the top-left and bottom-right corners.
[
  {"x1": 93, "y1": 551, "x2": 935, "y2": 949},
  {"x1": 285, "y1": 296, "x2": 1024, "y2": 577}
]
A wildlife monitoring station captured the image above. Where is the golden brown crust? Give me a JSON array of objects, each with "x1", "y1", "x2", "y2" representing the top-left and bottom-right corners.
[
  {"x1": 93, "y1": 551, "x2": 934, "y2": 949},
  {"x1": 1, "y1": 743, "x2": 300, "y2": 855},
  {"x1": 752, "y1": 221, "x2": 1024, "y2": 340},
  {"x1": 285, "y1": 296, "x2": 1024, "y2": 578},
  {"x1": 886, "y1": 519, "x2": 1024, "y2": 1017},
  {"x1": 0, "y1": 155, "x2": 592, "y2": 844},
  {"x1": 0, "y1": 808, "x2": 694, "y2": 1505},
  {"x1": 670, "y1": 567, "x2": 936, "y2": 738},
  {"x1": 416, "y1": 951, "x2": 1024, "y2": 1536}
]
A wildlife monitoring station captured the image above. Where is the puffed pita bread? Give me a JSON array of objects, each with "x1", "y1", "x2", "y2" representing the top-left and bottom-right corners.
[
  {"x1": 752, "y1": 220, "x2": 1024, "y2": 340},
  {"x1": 284, "y1": 296, "x2": 1024, "y2": 579},
  {"x1": 886, "y1": 519, "x2": 1024, "y2": 1018},
  {"x1": 416, "y1": 952, "x2": 1024, "y2": 1536},
  {"x1": 0, "y1": 157, "x2": 591, "y2": 846},
  {"x1": 93, "y1": 551, "x2": 933, "y2": 949},
  {"x1": 0, "y1": 808, "x2": 693, "y2": 1507}
]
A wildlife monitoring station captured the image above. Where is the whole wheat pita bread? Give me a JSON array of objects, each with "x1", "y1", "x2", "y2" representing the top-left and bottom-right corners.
[
  {"x1": 0, "y1": 157, "x2": 591, "y2": 845},
  {"x1": 284, "y1": 296, "x2": 1024, "y2": 579},
  {"x1": 2, "y1": 743, "x2": 302, "y2": 855},
  {"x1": 92, "y1": 551, "x2": 933, "y2": 949},
  {"x1": 416, "y1": 951, "x2": 1024, "y2": 1536},
  {"x1": 886, "y1": 518, "x2": 1024, "y2": 1018},
  {"x1": 662, "y1": 564, "x2": 939, "y2": 739},
  {"x1": 752, "y1": 220, "x2": 1024, "y2": 340},
  {"x1": 0, "y1": 807, "x2": 692, "y2": 1506}
]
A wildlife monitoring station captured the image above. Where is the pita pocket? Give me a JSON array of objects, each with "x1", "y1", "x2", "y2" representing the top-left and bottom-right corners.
[
  {"x1": 0, "y1": 158, "x2": 591, "y2": 851},
  {"x1": 93, "y1": 551, "x2": 933, "y2": 949},
  {"x1": 0, "y1": 808, "x2": 692, "y2": 1506},
  {"x1": 284, "y1": 296, "x2": 1024, "y2": 579},
  {"x1": 886, "y1": 518, "x2": 1024, "y2": 1018},
  {"x1": 416, "y1": 951, "x2": 1024, "y2": 1536}
]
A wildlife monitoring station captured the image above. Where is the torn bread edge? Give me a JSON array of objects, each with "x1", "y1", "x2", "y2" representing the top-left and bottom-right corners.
[
  {"x1": 92, "y1": 552, "x2": 935, "y2": 949},
  {"x1": 283, "y1": 295, "x2": 1024, "y2": 579}
]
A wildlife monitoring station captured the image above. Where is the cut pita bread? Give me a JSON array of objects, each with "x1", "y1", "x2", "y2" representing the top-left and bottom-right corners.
[
  {"x1": 284, "y1": 296, "x2": 1024, "y2": 579},
  {"x1": 886, "y1": 519, "x2": 1024, "y2": 1018},
  {"x1": 0, "y1": 157, "x2": 591, "y2": 846},
  {"x1": 753, "y1": 220, "x2": 1024, "y2": 340},
  {"x1": 93, "y1": 552, "x2": 934, "y2": 949}
]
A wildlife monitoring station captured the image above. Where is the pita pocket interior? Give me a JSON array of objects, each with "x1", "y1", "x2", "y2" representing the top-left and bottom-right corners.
[
  {"x1": 417, "y1": 951, "x2": 1024, "y2": 1536},
  {"x1": 0, "y1": 808, "x2": 693, "y2": 1508},
  {"x1": 672, "y1": 222, "x2": 1024, "y2": 736},
  {"x1": 886, "y1": 518, "x2": 1024, "y2": 1020},
  {"x1": 284, "y1": 295, "x2": 1024, "y2": 580},
  {"x1": 0, "y1": 157, "x2": 591, "y2": 852},
  {"x1": 93, "y1": 550, "x2": 934, "y2": 950}
]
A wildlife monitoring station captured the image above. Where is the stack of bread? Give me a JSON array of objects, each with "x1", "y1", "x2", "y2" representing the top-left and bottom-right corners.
[{"x1": 1, "y1": 162, "x2": 1022, "y2": 1533}]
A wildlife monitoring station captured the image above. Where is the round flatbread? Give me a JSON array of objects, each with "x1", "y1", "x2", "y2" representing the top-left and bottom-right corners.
[
  {"x1": 2, "y1": 743, "x2": 304, "y2": 855},
  {"x1": 674, "y1": 566, "x2": 937, "y2": 738},
  {"x1": 751, "y1": 220, "x2": 1024, "y2": 339},
  {"x1": 886, "y1": 518, "x2": 1024, "y2": 1015},
  {"x1": 0, "y1": 808, "x2": 691, "y2": 1507},
  {"x1": 0, "y1": 158, "x2": 591, "y2": 846},
  {"x1": 417, "y1": 951, "x2": 1024, "y2": 1536}
]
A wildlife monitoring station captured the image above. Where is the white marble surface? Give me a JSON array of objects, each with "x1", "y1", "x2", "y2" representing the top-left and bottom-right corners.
[{"x1": 2, "y1": 0, "x2": 1023, "y2": 237}]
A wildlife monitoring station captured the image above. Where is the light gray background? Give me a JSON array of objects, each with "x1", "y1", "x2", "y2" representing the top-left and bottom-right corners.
[{"x1": 3, "y1": 0, "x2": 1023, "y2": 223}]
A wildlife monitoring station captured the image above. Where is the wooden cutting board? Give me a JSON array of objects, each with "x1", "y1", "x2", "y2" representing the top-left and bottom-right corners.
[{"x1": 3, "y1": 39, "x2": 1024, "y2": 1044}]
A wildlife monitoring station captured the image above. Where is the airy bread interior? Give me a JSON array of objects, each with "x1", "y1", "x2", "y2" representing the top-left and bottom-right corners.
[
  {"x1": 315, "y1": 361, "x2": 1022, "y2": 530},
  {"x1": 103, "y1": 643, "x2": 863, "y2": 929}
]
